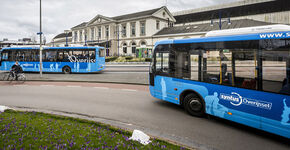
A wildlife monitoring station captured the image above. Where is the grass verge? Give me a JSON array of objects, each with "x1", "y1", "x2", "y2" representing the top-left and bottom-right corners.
[{"x1": 0, "y1": 110, "x2": 187, "y2": 150}]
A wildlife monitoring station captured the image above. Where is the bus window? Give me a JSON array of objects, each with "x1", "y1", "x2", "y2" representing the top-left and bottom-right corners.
[
  {"x1": 175, "y1": 51, "x2": 190, "y2": 79},
  {"x1": 262, "y1": 50, "x2": 288, "y2": 94},
  {"x1": 63, "y1": 50, "x2": 72, "y2": 62},
  {"x1": 57, "y1": 50, "x2": 64, "y2": 61},
  {"x1": 1, "y1": 51, "x2": 8, "y2": 61},
  {"x1": 45, "y1": 50, "x2": 57, "y2": 62},
  {"x1": 232, "y1": 50, "x2": 257, "y2": 89},
  {"x1": 89, "y1": 50, "x2": 95, "y2": 59},
  {"x1": 31, "y1": 50, "x2": 39, "y2": 62},
  {"x1": 156, "y1": 52, "x2": 169, "y2": 74}
]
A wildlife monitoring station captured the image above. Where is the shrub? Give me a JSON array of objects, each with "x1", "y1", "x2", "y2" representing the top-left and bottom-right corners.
[
  {"x1": 125, "y1": 56, "x2": 133, "y2": 60},
  {"x1": 105, "y1": 56, "x2": 118, "y2": 62},
  {"x1": 145, "y1": 58, "x2": 152, "y2": 62}
]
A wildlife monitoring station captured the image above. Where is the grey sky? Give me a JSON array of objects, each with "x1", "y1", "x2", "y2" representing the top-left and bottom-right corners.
[{"x1": 0, "y1": 0, "x2": 240, "y2": 42}]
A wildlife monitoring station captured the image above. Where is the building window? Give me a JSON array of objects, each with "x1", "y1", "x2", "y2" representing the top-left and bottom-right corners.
[
  {"x1": 91, "y1": 28, "x2": 95, "y2": 41},
  {"x1": 132, "y1": 42, "x2": 136, "y2": 54},
  {"x1": 123, "y1": 43, "x2": 127, "y2": 54},
  {"x1": 105, "y1": 26, "x2": 109, "y2": 38},
  {"x1": 156, "y1": 20, "x2": 160, "y2": 30},
  {"x1": 140, "y1": 21, "x2": 146, "y2": 36},
  {"x1": 98, "y1": 27, "x2": 102, "y2": 38},
  {"x1": 141, "y1": 41, "x2": 146, "y2": 47},
  {"x1": 122, "y1": 24, "x2": 127, "y2": 37},
  {"x1": 131, "y1": 22, "x2": 136, "y2": 36}
]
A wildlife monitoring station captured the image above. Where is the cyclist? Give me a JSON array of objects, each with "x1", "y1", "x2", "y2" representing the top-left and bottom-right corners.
[{"x1": 10, "y1": 61, "x2": 23, "y2": 80}]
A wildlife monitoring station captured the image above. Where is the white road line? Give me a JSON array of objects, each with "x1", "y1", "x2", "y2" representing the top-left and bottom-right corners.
[
  {"x1": 93, "y1": 87, "x2": 109, "y2": 90},
  {"x1": 40, "y1": 85, "x2": 55, "y2": 87},
  {"x1": 66, "y1": 85, "x2": 81, "y2": 88},
  {"x1": 121, "y1": 89, "x2": 137, "y2": 92}
]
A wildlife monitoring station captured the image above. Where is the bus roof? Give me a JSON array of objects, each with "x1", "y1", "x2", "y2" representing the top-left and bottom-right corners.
[
  {"x1": 0, "y1": 46, "x2": 104, "y2": 51},
  {"x1": 155, "y1": 24, "x2": 290, "y2": 46}
]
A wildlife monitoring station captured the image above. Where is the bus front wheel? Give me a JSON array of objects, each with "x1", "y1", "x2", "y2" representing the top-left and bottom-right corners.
[
  {"x1": 62, "y1": 66, "x2": 71, "y2": 74},
  {"x1": 184, "y1": 93, "x2": 205, "y2": 117}
]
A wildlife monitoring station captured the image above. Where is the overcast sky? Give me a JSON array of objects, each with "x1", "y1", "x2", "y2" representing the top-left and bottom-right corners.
[{"x1": 0, "y1": 0, "x2": 240, "y2": 42}]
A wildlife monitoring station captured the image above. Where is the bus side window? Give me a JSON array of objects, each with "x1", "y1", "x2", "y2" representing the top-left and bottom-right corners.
[
  {"x1": 57, "y1": 50, "x2": 64, "y2": 61},
  {"x1": 89, "y1": 50, "x2": 95, "y2": 59},
  {"x1": 1, "y1": 51, "x2": 8, "y2": 61},
  {"x1": 156, "y1": 52, "x2": 169, "y2": 73}
]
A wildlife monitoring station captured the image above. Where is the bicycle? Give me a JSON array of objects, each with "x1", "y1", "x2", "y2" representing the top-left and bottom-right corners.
[{"x1": 2, "y1": 71, "x2": 26, "y2": 83}]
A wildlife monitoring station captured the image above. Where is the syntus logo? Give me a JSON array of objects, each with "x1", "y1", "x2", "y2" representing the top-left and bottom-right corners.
[{"x1": 220, "y1": 92, "x2": 272, "y2": 110}]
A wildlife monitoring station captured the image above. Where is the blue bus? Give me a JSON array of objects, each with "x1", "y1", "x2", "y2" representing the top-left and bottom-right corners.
[
  {"x1": 149, "y1": 25, "x2": 290, "y2": 138},
  {"x1": 0, "y1": 46, "x2": 105, "y2": 73}
]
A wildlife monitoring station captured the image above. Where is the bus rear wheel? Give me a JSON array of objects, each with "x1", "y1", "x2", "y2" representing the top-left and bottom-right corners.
[
  {"x1": 184, "y1": 93, "x2": 205, "y2": 117},
  {"x1": 62, "y1": 66, "x2": 71, "y2": 74}
]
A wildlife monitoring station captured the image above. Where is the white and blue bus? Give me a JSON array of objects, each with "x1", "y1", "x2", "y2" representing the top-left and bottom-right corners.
[
  {"x1": 149, "y1": 25, "x2": 290, "y2": 138},
  {"x1": 0, "y1": 46, "x2": 105, "y2": 73}
]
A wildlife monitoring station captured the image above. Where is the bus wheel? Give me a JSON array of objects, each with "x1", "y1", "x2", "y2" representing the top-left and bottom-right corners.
[
  {"x1": 184, "y1": 93, "x2": 204, "y2": 117},
  {"x1": 63, "y1": 66, "x2": 71, "y2": 74}
]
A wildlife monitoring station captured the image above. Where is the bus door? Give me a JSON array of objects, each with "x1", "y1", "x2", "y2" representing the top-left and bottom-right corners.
[
  {"x1": 175, "y1": 51, "x2": 190, "y2": 79},
  {"x1": 188, "y1": 50, "x2": 203, "y2": 81}
]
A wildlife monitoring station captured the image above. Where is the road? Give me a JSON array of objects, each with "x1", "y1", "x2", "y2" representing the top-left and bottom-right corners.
[
  {"x1": 0, "y1": 81, "x2": 289, "y2": 150},
  {"x1": 0, "y1": 65, "x2": 149, "y2": 85},
  {"x1": 0, "y1": 64, "x2": 285, "y2": 85}
]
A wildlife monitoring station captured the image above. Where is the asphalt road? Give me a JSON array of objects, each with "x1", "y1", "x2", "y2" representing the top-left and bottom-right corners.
[
  {"x1": 0, "y1": 64, "x2": 285, "y2": 85},
  {"x1": 0, "y1": 82, "x2": 289, "y2": 150}
]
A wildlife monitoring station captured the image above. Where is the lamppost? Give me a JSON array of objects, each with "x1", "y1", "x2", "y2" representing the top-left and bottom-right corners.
[
  {"x1": 64, "y1": 30, "x2": 70, "y2": 47},
  {"x1": 84, "y1": 29, "x2": 87, "y2": 46},
  {"x1": 210, "y1": 10, "x2": 231, "y2": 30},
  {"x1": 38, "y1": 0, "x2": 43, "y2": 77}
]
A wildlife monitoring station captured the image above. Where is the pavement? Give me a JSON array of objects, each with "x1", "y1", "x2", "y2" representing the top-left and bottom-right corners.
[{"x1": 0, "y1": 81, "x2": 289, "y2": 150}]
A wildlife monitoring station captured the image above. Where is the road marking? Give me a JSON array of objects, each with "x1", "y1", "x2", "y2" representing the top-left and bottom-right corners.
[
  {"x1": 93, "y1": 87, "x2": 109, "y2": 90},
  {"x1": 122, "y1": 89, "x2": 137, "y2": 92},
  {"x1": 66, "y1": 85, "x2": 81, "y2": 88},
  {"x1": 127, "y1": 123, "x2": 133, "y2": 126},
  {"x1": 40, "y1": 85, "x2": 55, "y2": 87}
]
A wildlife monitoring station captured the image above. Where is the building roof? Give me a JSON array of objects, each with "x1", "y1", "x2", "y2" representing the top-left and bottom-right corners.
[
  {"x1": 173, "y1": 0, "x2": 290, "y2": 24},
  {"x1": 112, "y1": 7, "x2": 162, "y2": 21},
  {"x1": 72, "y1": 22, "x2": 88, "y2": 29},
  {"x1": 73, "y1": 6, "x2": 166, "y2": 29},
  {"x1": 53, "y1": 32, "x2": 72, "y2": 39},
  {"x1": 52, "y1": 38, "x2": 72, "y2": 43},
  {"x1": 154, "y1": 19, "x2": 273, "y2": 36}
]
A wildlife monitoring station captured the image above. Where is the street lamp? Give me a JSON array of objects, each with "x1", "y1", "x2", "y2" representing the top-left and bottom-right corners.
[
  {"x1": 38, "y1": 0, "x2": 43, "y2": 77},
  {"x1": 64, "y1": 30, "x2": 70, "y2": 47},
  {"x1": 84, "y1": 29, "x2": 87, "y2": 46},
  {"x1": 210, "y1": 10, "x2": 231, "y2": 30}
]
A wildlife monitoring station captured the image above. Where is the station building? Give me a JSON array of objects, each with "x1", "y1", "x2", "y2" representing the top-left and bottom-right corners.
[{"x1": 51, "y1": 0, "x2": 290, "y2": 57}]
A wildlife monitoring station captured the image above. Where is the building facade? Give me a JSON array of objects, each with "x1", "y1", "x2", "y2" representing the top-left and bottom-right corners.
[
  {"x1": 49, "y1": 32, "x2": 72, "y2": 47},
  {"x1": 0, "y1": 38, "x2": 38, "y2": 49},
  {"x1": 71, "y1": 6, "x2": 175, "y2": 57},
  {"x1": 52, "y1": 0, "x2": 290, "y2": 57},
  {"x1": 152, "y1": 0, "x2": 290, "y2": 44}
]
